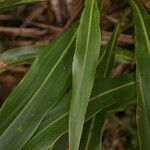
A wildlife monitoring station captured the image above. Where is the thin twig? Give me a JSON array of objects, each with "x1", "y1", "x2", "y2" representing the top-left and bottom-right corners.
[{"x1": 0, "y1": 26, "x2": 47, "y2": 38}]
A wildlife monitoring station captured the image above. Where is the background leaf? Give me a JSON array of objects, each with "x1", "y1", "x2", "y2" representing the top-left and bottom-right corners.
[
  {"x1": 0, "y1": 46, "x2": 41, "y2": 72},
  {"x1": 0, "y1": 45, "x2": 134, "y2": 73},
  {"x1": 130, "y1": 0, "x2": 150, "y2": 149}
]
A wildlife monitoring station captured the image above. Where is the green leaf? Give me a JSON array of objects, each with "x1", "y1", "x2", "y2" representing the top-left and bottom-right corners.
[
  {"x1": 84, "y1": 22, "x2": 120, "y2": 150},
  {"x1": 0, "y1": 45, "x2": 134, "y2": 73},
  {"x1": 79, "y1": 120, "x2": 93, "y2": 150},
  {"x1": 87, "y1": 74, "x2": 136, "y2": 119},
  {"x1": 130, "y1": 0, "x2": 150, "y2": 149},
  {"x1": 84, "y1": 113, "x2": 105, "y2": 150},
  {"x1": 0, "y1": 25, "x2": 77, "y2": 150},
  {"x1": 24, "y1": 114, "x2": 69, "y2": 150},
  {"x1": 23, "y1": 73, "x2": 136, "y2": 149},
  {"x1": 69, "y1": 0, "x2": 101, "y2": 149},
  {"x1": 0, "y1": 0, "x2": 44, "y2": 9},
  {"x1": 0, "y1": 46, "x2": 41, "y2": 72},
  {"x1": 97, "y1": 23, "x2": 120, "y2": 78}
]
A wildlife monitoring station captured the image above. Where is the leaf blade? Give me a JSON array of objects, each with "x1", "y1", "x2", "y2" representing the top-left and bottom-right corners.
[
  {"x1": 69, "y1": 0, "x2": 101, "y2": 149},
  {"x1": 0, "y1": 46, "x2": 41, "y2": 72},
  {"x1": 0, "y1": 25, "x2": 77, "y2": 150},
  {"x1": 23, "y1": 73, "x2": 136, "y2": 149},
  {"x1": 130, "y1": 0, "x2": 150, "y2": 149},
  {"x1": 85, "y1": 22, "x2": 121, "y2": 150}
]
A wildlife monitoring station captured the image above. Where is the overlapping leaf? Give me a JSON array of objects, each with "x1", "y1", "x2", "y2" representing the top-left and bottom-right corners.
[
  {"x1": 130, "y1": 0, "x2": 150, "y2": 149},
  {"x1": 81, "y1": 22, "x2": 120, "y2": 150},
  {"x1": 69, "y1": 0, "x2": 101, "y2": 149},
  {"x1": 22, "y1": 73, "x2": 136, "y2": 149},
  {"x1": 0, "y1": 45, "x2": 134, "y2": 73},
  {"x1": 0, "y1": 25, "x2": 77, "y2": 150}
]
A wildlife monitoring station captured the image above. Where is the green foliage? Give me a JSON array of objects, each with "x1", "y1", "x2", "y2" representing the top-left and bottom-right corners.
[
  {"x1": 69, "y1": 0, "x2": 101, "y2": 149},
  {"x1": 130, "y1": 0, "x2": 150, "y2": 149},
  {"x1": 0, "y1": 0, "x2": 150, "y2": 150}
]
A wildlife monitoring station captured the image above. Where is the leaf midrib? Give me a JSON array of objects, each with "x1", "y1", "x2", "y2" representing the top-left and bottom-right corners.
[
  {"x1": 103, "y1": 25, "x2": 119, "y2": 77},
  {"x1": 77, "y1": 0, "x2": 95, "y2": 92}
]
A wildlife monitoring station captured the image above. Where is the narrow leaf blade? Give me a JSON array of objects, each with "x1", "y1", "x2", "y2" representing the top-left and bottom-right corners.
[
  {"x1": 85, "y1": 22, "x2": 120, "y2": 150},
  {"x1": 0, "y1": 46, "x2": 41, "y2": 72},
  {"x1": 0, "y1": 25, "x2": 76, "y2": 150},
  {"x1": 23, "y1": 73, "x2": 136, "y2": 149},
  {"x1": 69, "y1": 0, "x2": 101, "y2": 149},
  {"x1": 130, "y1": 1, "x2": 150, "y2": 149}
]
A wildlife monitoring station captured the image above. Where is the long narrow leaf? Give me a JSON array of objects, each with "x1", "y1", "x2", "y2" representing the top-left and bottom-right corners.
[
  {"x1": 130, "y1": 1, "x2": 150, "y2": 149},
  {"x1": 23, "y1": 73, "x2": 136, "y2": 149},
  {"x1": 84, "y1": 22, "x2": 120, "y2": 150},
  {"x1": 97, "y1": 23, "x2": 120, "y2": 78},
  {"x1": 69, "y1": 0, "x2": 101, "y2": 149},
  {"x1": 0, "y1": 25, "x2": 77, "y2": 150}
]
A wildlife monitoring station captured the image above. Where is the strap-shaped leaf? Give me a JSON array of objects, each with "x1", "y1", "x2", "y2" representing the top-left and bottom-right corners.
[
  {"x1": 0, "y1": 25, "x2": 77, "y2": 150},
  {"x1": 82, "y1": 22, "x2": 120, "y2": 150},
  {"x1": 97, "y1": 23, "x2": 120, "y2": 78},
  {"x1": 23, "y1": 73, "x2": 136, "y2": 149},
  {"x1": 130, "y1": 0, "x2": 150, "y2": 149},
  {"x1": 0, "y1": 0, "x2": 44, "y2": 9},
  {"x1": 69, "y1": 0, "x2": 101, "y2": 149}
]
